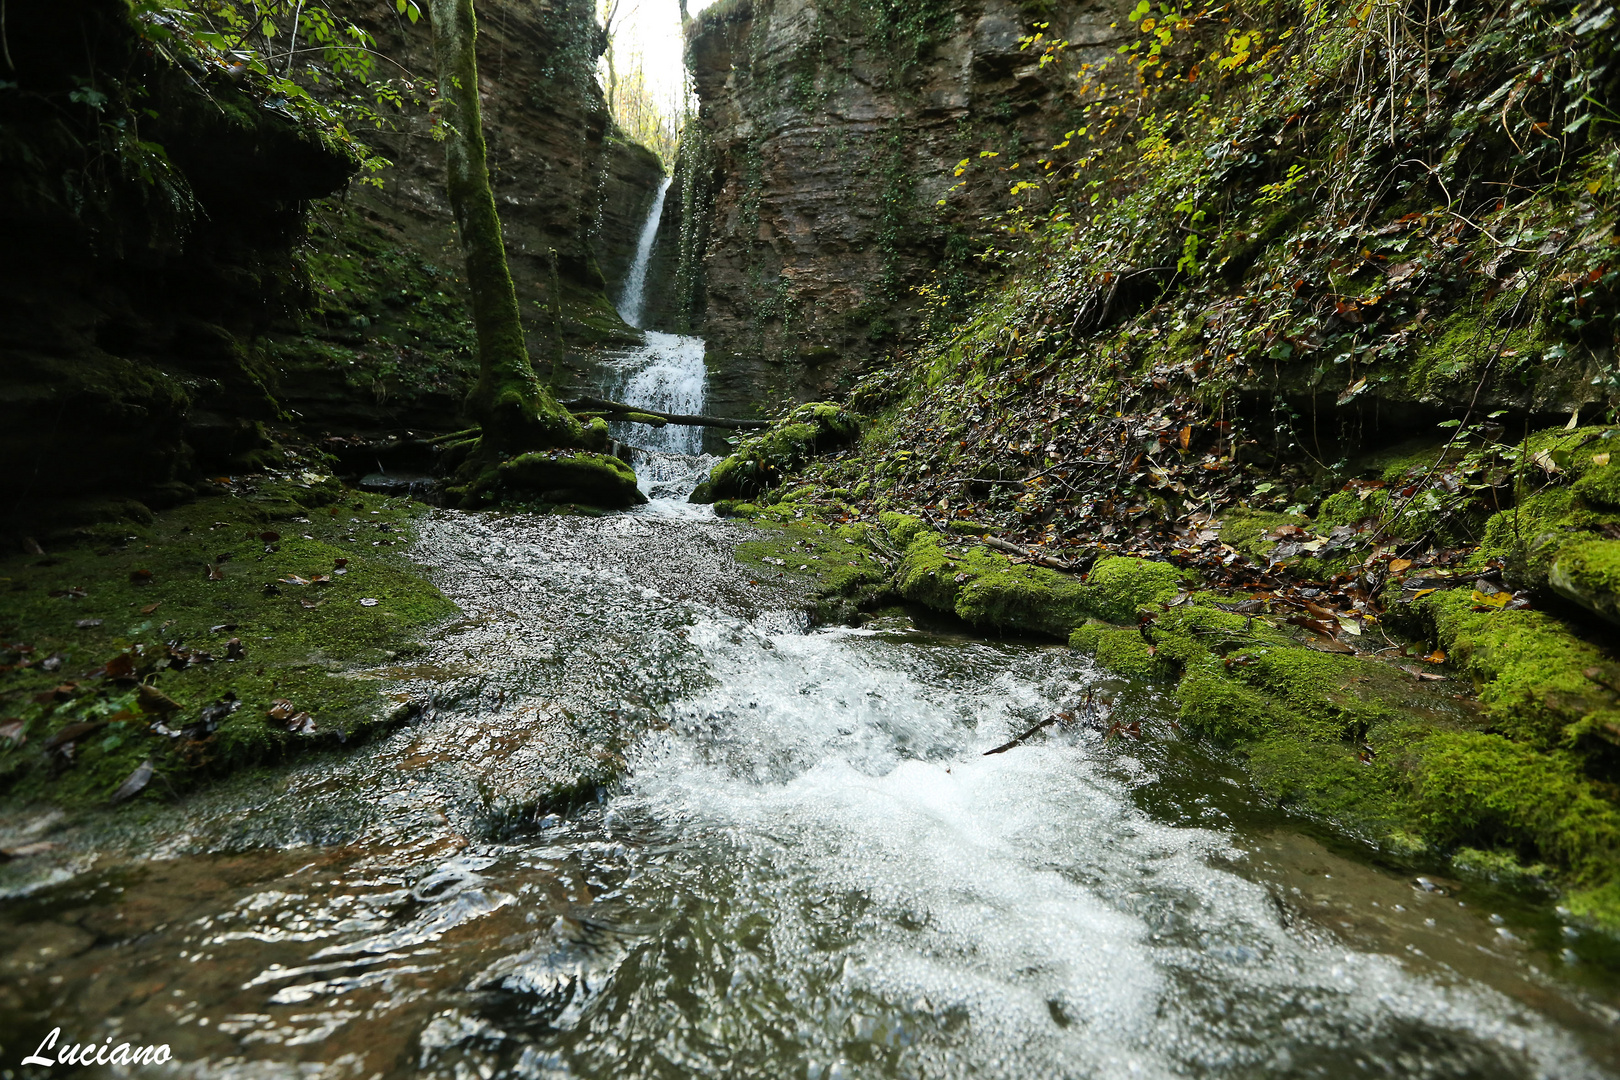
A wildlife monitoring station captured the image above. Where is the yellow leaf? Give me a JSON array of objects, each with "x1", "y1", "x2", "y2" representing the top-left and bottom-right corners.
[
  {"x1": 1471, "y1": 589, "x2": 1511, "y2": 608},
  {"x1": 1590, "y1": 180, "x2": 1604, "y2": 195},
  {"x1": 1411, "y1": 588, "x2": 1438, "y2": 599},
  {"x1": 1388, "y1": 558, "x2": 1412, "y2": 574},
  {"x1": 1593, "y1": 452, "x2": 1611, "y2": 467}
]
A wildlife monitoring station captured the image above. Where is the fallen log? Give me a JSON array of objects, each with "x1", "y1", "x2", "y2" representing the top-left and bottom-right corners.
[{"x1": 561, "y1": 396, "x2": 769, "y2": 430}]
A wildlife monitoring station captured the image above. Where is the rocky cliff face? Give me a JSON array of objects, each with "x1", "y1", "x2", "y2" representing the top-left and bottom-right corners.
[
  {"x1": 1, "y1": 0, "x2": 667, "y2": 541},
  {"x1": 685, "y1": 0, "x2": 1118, "y2": 418},
  {"x1": 276, "y1": 0, "x2": 667, "y2": 425},
  {"x1": 0, "y1": 0, "x2": 358, "y2": 538}
]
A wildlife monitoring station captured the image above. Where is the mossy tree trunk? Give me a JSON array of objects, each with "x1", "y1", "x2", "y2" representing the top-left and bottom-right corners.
[{"x1": 427, "y1": 0, "x2": 578, "y2": 452}]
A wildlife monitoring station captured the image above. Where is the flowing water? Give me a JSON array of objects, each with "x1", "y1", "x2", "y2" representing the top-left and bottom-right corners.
[
  {"x1": 2, "y1": 498, "x2": 1618, "y2": 1078},
  {"x1": 614, "y1": 176, "x2": 672, "y2": 332},
  {"x1": 3, "y1": 183, "x2": 1619, "y2": 1079}
]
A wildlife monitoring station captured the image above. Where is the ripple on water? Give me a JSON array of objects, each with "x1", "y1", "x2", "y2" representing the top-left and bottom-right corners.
[{"x1": 0, "y1": 512, "x2": 1614, "y2": 1079}]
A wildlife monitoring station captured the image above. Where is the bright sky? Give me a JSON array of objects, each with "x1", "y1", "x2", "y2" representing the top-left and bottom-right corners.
[{"x1": 604, "y1": 0, "x2": 719, "y2": 116}]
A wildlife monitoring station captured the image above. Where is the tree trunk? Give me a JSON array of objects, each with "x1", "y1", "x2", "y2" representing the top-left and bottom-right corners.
[{"x1": 427, "y1": 0, "x2": 578, "y2": 452}]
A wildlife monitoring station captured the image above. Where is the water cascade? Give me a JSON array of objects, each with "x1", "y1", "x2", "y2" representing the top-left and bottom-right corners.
[
  {"x1": 601, "y1": 173, "x2": 716, "y2": 505},
  {"x1": 2, "y1": 510, "x2": 1614, "y2": 1077},
  {"x1": 615, "y1": 175, "x2": 672, "y2": 330}
]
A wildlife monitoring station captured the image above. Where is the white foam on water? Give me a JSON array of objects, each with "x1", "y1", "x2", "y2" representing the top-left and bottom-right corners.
[{"x1": 583, "y1": 619, "x2": 1609, "y2": 1080}]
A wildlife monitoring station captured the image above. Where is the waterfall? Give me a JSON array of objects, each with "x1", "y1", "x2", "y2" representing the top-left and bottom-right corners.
[
  {"x1": 603, "y1": 331, "x2": 708, "y2": 457},
  {"x1": 603, "y1": 174, "x2": 715, "y2": 510},
  {"x1": 616, "y1": 175, "x2": 672, "y2": 329}
]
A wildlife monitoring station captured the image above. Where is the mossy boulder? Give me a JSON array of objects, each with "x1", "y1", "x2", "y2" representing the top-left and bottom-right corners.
[
  {"x1": 1411, "y1": 587, "x2": 1615, "y2": 749},
  {"x1": 497, "y1": 451, "x2": 646, "y2": 507},
  {"x1": 691, "y1": 403, "x2": 861, "y2": 503},
  {"x1": 1549, "y1": 538, "x2": 1620, "y2": 627},
  {"x1": 1572, "y1": 462, "x2": 1620, "y2": 511},
  {"x1": 892, "y1": 533, "x2": 1186, "y2": 638},
  {"x1": 1082, "y1": 556, "x2": 1187, "y2": 622}
]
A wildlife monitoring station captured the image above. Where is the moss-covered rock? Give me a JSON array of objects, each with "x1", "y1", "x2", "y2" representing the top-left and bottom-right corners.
[
  {"x1": 1549, "y1": 538, "x2": 1620, "y2": 627},
  {"x1": 691, "y1": 403, "x2": 861, "y2": 503},
  {"x1": 1082, "y1": 556, "x2": 1187, "y2": 622},
  {"x1": 0, "y1": 485, "x2": 453, "y2": 810},
  {"x1": 497, "y1": 451, "x2": 646, "y2": 507},
  {"x1": 1409, "y1": 588, "x2": 1614, "y2": 749},
  {"x1": 1411, "y1": 732, "x2": 1620, "y2": 891},
  {"x1": 1572, "y1": 462, "x2": 1620, "y2": 511}
]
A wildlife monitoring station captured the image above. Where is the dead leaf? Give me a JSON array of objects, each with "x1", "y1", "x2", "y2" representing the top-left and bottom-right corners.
[
  {"x1": 1423, "y1": 649, "x2": 1447, "y2": 664},
  {"x1": 43, "y1": 720, "x2": 106, "y2": 752},
  {"x1": 99, "y1": 652, "x2": 136, "y2": 680},
  {"x1": 1594, "y1": 452, "x2": 1611, "y2": 467},
  {"x1": 140, "y1": 602, "x2": 162, "y2": 615},
  {"x1": 267, "y1": 699, "x2": 297, "y2": 722},
  {"x1": 260, "y1": 531, "x2": 281, "y2": 543},
  {"x1": 1471, "y1": 589, "x2": 1512, "y2": 608},
  {"x1": 136, "y1": 684, "x2": 182, "y2": 715},
  {"x1": 207, "y1": 564, "x2": 225, "y2": 581},
  {"x1": 0, "y1": 719, "x2": 24, "y2": 745},
  {"x1": 1287, "y1": 615, "x2": 1339, "y2": 638},
  {"x1": 1388, "y1": 558, "x2": 1412, "y2": 574},
  {"x1": 111, "y1": 759, "x2": 154, "y2": 803},
  {"x1": 74, "y1": 618, "x2": 103, "y2": 629},
  {"x1": 130, "y1": 569, "x2": 152, "y2": 586},
  {"x1": 226, "y1": 638, "x2": 245, "y2": 661}
]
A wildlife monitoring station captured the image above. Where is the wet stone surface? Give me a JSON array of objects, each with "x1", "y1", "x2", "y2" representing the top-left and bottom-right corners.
[{"x1": 0, "y1": 501, "x2": 1616, "y2": 1079}]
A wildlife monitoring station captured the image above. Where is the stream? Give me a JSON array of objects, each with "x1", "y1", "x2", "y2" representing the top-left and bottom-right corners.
[{"x1": 1, "y1": 186, "x2": 1617, "y2": 1080}]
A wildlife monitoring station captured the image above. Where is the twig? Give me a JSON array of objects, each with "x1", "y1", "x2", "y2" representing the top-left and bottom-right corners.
[{"x1": 984, "y1": 713, "x2": 1065, "y2": 755}]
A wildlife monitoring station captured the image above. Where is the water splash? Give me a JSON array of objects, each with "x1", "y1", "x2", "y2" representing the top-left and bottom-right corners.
[{"x1": 616, "y1": 175, "x2": 672, "y2": 330}]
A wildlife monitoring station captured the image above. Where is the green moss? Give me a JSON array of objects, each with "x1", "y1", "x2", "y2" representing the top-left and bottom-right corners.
[
  {"x1": 1549, "y1": 538, "x2": 1620, "y2": 626},
  {"x1": 1236, "y1": 646, "x2": 1403, "y2": 741},
  {"x1": 1415, "y1": 588, "x2": 1611, "y2": 748},
  {"x1": 879, "y1": 511, "x2": 927, "y2": 546},
  {"x1": 1216, "y1": 508, "x2": 1311, "y2": 562},
  {"x1": 1176, "y1": 665, "x2": 1297, "y2": 742},
  {"x1": 946, "y1": 519, "x2": 994, "y2": 536},
  {"x1": 1070, "y1": 621, "x2": 1176, "y2": 680},
  {"x1": 691, "y1": 404, "x2": 862, "y2": 503},
  {"x1": 1248, "y1": 735, "x2": 1411, "y2": 840},
  {"x1": 1411, "y1": 731, "x2": 1620, "y2": 887},
  {"x1": 733, "y1": 518, "x2": 891, "y2": 622},
  {"x1": 496, "y1": 450, "x2": 645, "y2": 508},
  {"x1": 1573, "y1": 462, "x2": 1620, "y2": 511},
  {"x1": 0, "y1": 486, "x2": 455, "y2": 810},
  {"x1": 1451, "y1": 846, "x2": 1552, "y2": 889},
  {"x1": 1082, "y1": 556, "x2": 1187, "y2": 622}
]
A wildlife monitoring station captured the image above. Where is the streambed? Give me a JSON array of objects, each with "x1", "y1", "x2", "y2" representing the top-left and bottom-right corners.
[{"x1": 1, "y1": 478, "x2": 1617, "y2": 1078}]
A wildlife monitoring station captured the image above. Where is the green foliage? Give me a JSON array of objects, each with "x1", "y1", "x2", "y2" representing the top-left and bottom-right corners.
[{"x1": 130, "y1": 1, "x2": 432, "y2": 183}]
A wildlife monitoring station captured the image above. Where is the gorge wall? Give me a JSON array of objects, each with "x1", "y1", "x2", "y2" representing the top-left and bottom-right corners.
[
  {"x1": 684, "y1": 0, "x2": 1123, "y2": 419},
  {"x1": 1, "y1": 0, "x2": 667, "y2": 542}
]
